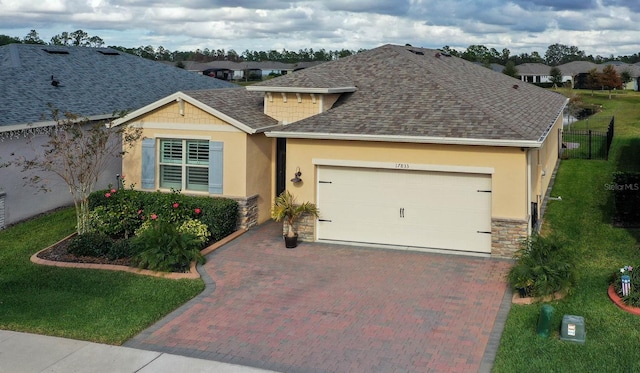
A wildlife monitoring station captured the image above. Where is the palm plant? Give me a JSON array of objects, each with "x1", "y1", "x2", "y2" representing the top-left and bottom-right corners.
[{"x1": 271, "y1": 190, "x2": 319, "y2": 238}]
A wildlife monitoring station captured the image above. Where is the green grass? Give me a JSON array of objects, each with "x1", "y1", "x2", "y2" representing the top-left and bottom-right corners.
[
  {"x1": 0, "y1": 208, "x2": 204, "y2": 345},
  {"x1": 493, "y1": 90, "x2": 640, "y2": 372}
]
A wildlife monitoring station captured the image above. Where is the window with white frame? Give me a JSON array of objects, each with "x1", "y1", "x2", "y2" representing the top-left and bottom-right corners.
[{"x1": 159, "y1": 139, "x2": 209, "y2": 191}]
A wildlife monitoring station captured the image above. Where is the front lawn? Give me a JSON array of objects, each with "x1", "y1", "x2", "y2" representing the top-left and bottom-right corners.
[
  {"x1": 0, "y1": 207, "x2": 204, "y2": 345},
  {"x1": 493, "y1": 91, "x2": 640, "y2": 372}
]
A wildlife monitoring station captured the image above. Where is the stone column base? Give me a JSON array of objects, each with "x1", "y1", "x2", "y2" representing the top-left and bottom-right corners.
[
  {"x1": 230, "y1": 194, "x2": 259, "y2": 230},
  {"x1": 491, "y1": 218, "x2": 529, "y2": 258}
]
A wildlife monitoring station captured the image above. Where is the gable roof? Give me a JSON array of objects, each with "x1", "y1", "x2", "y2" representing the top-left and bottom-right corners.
[
  {"x1": 113, "y1": 89, "x2": 280, "y2": 134},
  {"x1": 516, "y1": 63, "x2": 552, "y2": 75},
  {"x1": 261, "y1": 44, "x2": 567, "y2": 146},
  {"x1": 0, "y1": 44, "x2": 236, "y2": 131}
]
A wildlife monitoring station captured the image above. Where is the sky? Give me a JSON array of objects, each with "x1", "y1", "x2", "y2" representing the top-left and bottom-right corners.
[{"x1": 0, "y1": 0, "x2": 639, "y2": 57}]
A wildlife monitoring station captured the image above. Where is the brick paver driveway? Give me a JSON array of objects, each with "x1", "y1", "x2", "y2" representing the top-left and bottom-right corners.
[{"x1": 126, "y1": 222, "x2": 512, "y2": 373}]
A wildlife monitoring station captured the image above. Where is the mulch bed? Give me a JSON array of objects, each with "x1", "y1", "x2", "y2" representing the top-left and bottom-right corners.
[{"x1": 36, "y1": 238, "x2": 133, "y2": 267}]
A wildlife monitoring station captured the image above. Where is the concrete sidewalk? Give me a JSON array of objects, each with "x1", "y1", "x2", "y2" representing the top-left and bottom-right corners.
[{"x1": 0, "y1": 330, "x2": 279, "y2": 373}]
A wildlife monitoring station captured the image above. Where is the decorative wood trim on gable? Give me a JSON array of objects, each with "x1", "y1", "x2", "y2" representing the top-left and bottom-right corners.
[
  {"x1": 310, "y1": 93, "x2": 316, "y2": 104},
  {"x1": 281, "y1": 92, "x2": 287, "y2": 103},
  {"x1": 266, "y1": 92, "x2": 273, "y2": 102},
  {"x1": 296, "y1": 93, "x2": 302, "y2": 103},
  {"x1": 177, "y1": 97, "x2": 185, "y2": 116}
]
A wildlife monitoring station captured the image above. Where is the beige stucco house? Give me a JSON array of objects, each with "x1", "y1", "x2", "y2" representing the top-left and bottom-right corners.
[{"x1": 116, "y1": 44, "x2": 568, "y2": 257}]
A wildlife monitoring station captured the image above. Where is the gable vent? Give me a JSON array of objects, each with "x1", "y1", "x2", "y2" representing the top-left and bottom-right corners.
[
  {"x1": 98, "y1": 50, "x2": 120, "y2": 56},
  {"x1": 42, "y1": 49, "x2": 69, "y2": 55}
]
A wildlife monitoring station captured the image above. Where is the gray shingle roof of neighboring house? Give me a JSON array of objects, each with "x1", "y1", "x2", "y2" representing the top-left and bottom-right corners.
[
  {"x1": 184, "y1": 88, "x2": 280, "y2": 132},
  {"x1": 558, "y1": 60, "x2": 640, "y2": 77},
  {"x1": 0, "y1": 44, "x2": 236, "y2": 129},
  {"x1": 557, "y1": 61, "x2": 599, "y2": 76},
  {"x1": 516, "y1": 63, "x2": 552, "y2": 75},
  {"x1": 252, "y1": 44, "x2": 567, "y2": 142}
]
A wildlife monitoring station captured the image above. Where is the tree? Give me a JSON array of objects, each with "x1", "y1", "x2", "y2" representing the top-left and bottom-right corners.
[
  {"x1": 50, "y1": 31, "x2": 71, "y2": 46},
  {"x1": 0, "y1": 34, "x2": 21, "y2": 46},
  {"x1": 586, "y1": 68, "x2": 600, "y2": 96},
  {"x1": 549, "y1": 67, "x2": 563, "y2": 88},
  {"x1": 545, "y1": 43, "x2": 586, "y2": 66},
  {"x1": 599, "y1": 65, "x2": 622, "y2": 99},
  {"x1": 12, "y1": 107, "x2": 141, "y2": 235},
  {"x1": 621, "y1": 70, "x2": 632, "y2": 87},
  {"x1": 502, "y1": 61, "x2": 518, "y2": 78},
  {"x1": 23, "y1": 29, "x2": 44, "y2": 44}
]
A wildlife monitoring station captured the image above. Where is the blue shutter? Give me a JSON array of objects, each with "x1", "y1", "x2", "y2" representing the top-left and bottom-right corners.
[
  {"x1": 208, "y1": 141, "x2": 223, "y2": 194},
  {"x1": 141, "y1": 138, "x2": 156, "y2": 189}
]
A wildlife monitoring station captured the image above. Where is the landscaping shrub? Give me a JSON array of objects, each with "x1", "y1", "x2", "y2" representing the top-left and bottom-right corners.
[
  {"x1": 107, "y1": 238, "x2": 139, "y2": 260},
  {"x1": 89, "y1": 189, "x2": 238, "y2": 241},
  {"x1": 612, "y1": 171, "x2": 640, "y2": 224},
  {"x1": 67, "y1": 232, "x2": 113, "y2": 257},
  {"x1": 507, "y1": 235, "x2": 577, "y2": 298},
  {"x1": 131, "y1": 220, "x2": 205, "y2": 272}
]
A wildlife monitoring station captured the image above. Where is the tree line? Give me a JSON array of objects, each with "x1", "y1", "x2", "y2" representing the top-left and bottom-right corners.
[{"x1": 2, "y1": 29, "x2": 640, "y2": 66}]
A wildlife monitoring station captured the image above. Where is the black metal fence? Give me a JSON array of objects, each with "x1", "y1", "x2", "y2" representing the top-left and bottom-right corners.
[{"x1": 562, "y1": 117, "x2": 614, "y2": 160}]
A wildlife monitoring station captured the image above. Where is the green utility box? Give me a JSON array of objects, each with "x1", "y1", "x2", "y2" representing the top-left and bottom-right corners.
[
  {"x1": 560, "y1": 315, "x2": 585, "y2": 343},
  {"x1": 536, "y1": 304, "x2": 554, "y2": 338}
]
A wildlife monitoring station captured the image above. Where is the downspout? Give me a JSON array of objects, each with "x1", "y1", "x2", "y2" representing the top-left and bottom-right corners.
[{"x1": 526, "y1": 148, "x2": 532, "y2": 236}]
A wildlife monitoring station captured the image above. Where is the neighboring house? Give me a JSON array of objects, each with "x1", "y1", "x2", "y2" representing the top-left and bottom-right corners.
[
  {"x1": 179, "y1": 60, "x2": 326, "y2": 81},
  {"x1": 516, "y1": 62, "x2": 571, "y2": 84},
  {"x1": 558, "y1": 61, "x2": 640, "y2": 91},
  {"x1": 116, "y1": 44, "x2": 567, "y2": 258},
  {"x1": 0, "y1": 43, "x2": 236, "y2": 228}
]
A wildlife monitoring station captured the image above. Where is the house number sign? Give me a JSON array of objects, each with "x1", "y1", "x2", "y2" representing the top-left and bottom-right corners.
[{"x1": 395, "y1": 163, "x2": 410, "y2": 169}]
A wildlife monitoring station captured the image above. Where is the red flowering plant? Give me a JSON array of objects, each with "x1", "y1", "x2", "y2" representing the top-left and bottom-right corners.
[{"x1": 87, "y1": 186, "x2": 145, "y2": 239}]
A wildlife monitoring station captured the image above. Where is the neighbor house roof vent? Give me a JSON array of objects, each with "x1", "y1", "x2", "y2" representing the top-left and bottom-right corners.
[
  {"x1": 98, "y1": 50, "x2": 120, "y2": 56},
  {"x1": 42, "y1": 49, "x2": 69, "y2": 55},
  {"x1": 408, "y1": 49, "x2": 425, "y2": 56}
]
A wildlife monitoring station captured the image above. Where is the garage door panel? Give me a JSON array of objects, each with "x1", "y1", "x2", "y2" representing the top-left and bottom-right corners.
[{"x1": 317, "y1": 166, "x2": 492, "y2": 253}]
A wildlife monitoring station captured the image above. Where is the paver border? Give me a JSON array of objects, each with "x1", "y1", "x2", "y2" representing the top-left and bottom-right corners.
[{"x1": 30, "y1": 229, "x2": 247, "y2": 280}]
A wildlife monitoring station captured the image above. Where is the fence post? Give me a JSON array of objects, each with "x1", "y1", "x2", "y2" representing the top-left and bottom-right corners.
[{"x1": 588, "y1": 129, "x2": 592, "y2": 160}]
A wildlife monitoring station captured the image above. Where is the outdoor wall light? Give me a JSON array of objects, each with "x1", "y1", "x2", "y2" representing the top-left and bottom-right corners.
[{"x1": 291, "y1": 167, "x2": 302, "y2": 183}]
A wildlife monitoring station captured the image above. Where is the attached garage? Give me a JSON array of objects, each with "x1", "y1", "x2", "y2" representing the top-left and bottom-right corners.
[{"x1": 316, "y1": 164, "x2": 492, "y2": 253}]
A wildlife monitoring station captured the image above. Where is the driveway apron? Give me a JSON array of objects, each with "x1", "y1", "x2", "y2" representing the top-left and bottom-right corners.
[{"x1": 125, "y1": 222, "x2": 512, "y2": 373}]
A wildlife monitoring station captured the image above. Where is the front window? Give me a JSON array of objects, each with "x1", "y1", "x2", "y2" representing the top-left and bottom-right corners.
[{"x1": 159, "y1": 139, "x2": 208, "y2": 191}]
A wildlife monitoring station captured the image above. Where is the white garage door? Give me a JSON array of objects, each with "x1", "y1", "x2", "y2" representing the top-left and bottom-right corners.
[{"x1": 316, "y1": 166, "x2": 492, "y2": 253}]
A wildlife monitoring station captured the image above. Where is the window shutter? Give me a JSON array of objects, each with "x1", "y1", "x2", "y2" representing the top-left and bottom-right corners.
[
  {"x1": 141, "y1": 138, "x2": 156, "y2": 189},
  {"x1": 208, "y1": 141, "x2": 223, "y2": 194}
]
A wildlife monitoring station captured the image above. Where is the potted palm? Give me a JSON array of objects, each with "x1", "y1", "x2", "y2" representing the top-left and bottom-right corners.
[{"x1": 271, "y1": 190, "x2": 319, "y2": 248}]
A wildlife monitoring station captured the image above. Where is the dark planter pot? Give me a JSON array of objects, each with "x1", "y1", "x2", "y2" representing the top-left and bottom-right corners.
[
  {"x1": 517, "y1": 287, "x2": 528, "y2": 298},
  {"x1": 284, "y1": 234, "x2": 298, "y2": 249}
]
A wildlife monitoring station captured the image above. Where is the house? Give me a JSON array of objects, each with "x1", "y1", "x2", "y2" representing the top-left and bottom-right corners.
[
  {"x1": 0, "y1": 43, "x2": 236, "y2": 228},
  {"x1": 116, "y1": 44, "x2": 567, "y2": 257}
]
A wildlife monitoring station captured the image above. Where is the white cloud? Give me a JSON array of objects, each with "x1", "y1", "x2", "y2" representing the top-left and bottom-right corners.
[{"x1": 0, "y1": 0, "x2": 638, "y2": 57}]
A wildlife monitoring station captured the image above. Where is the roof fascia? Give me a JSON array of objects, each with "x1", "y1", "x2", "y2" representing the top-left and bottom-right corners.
[
  {"x1": 264, "y1": 131, "x2": 544, "y2": 148},
  {"x1": 246, "y1": 86, "x2": 356, "y2": 94},
  {"x1": 1, "y1": 114, "x2": 115, "y2": 133}
]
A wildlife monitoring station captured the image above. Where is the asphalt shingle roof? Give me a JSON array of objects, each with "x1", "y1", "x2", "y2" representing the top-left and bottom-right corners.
[
  {"x1": 259, "y1": 45, "x2": 567, "y2": 142},
  {"x1": 184, "y1": 88, "x2": 279, "y2": 132},
  {"x1": 0, "y1": 44, "x2": 236, "y2": 128}
]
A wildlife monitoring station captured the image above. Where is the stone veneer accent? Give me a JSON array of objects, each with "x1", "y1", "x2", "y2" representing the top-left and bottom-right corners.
[
  {"x1": 0, "y1": 191, "x2": 5, "y2": 230},
  {"x1": 230, "y1": 194, "x2": 259, "y2": 230},
  {"x1": 282, "y1": 213, "x2": 316, "y2": 241},
  {"x1": 491, "y1": 218, "x2": 529, "y2": 258}
]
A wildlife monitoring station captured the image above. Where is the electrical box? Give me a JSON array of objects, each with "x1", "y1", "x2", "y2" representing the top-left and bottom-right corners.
[{"x1": 560, "y1": 315, "x2": 585, "y2": 343}]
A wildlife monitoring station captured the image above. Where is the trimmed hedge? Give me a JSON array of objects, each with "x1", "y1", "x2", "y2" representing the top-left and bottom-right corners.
[
  {"x1": 88, "y1": 189, "x2": 238, "y2": 241},
  {"x1": 612, "y1": 172, "x2": 640, "y2": 224}
]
